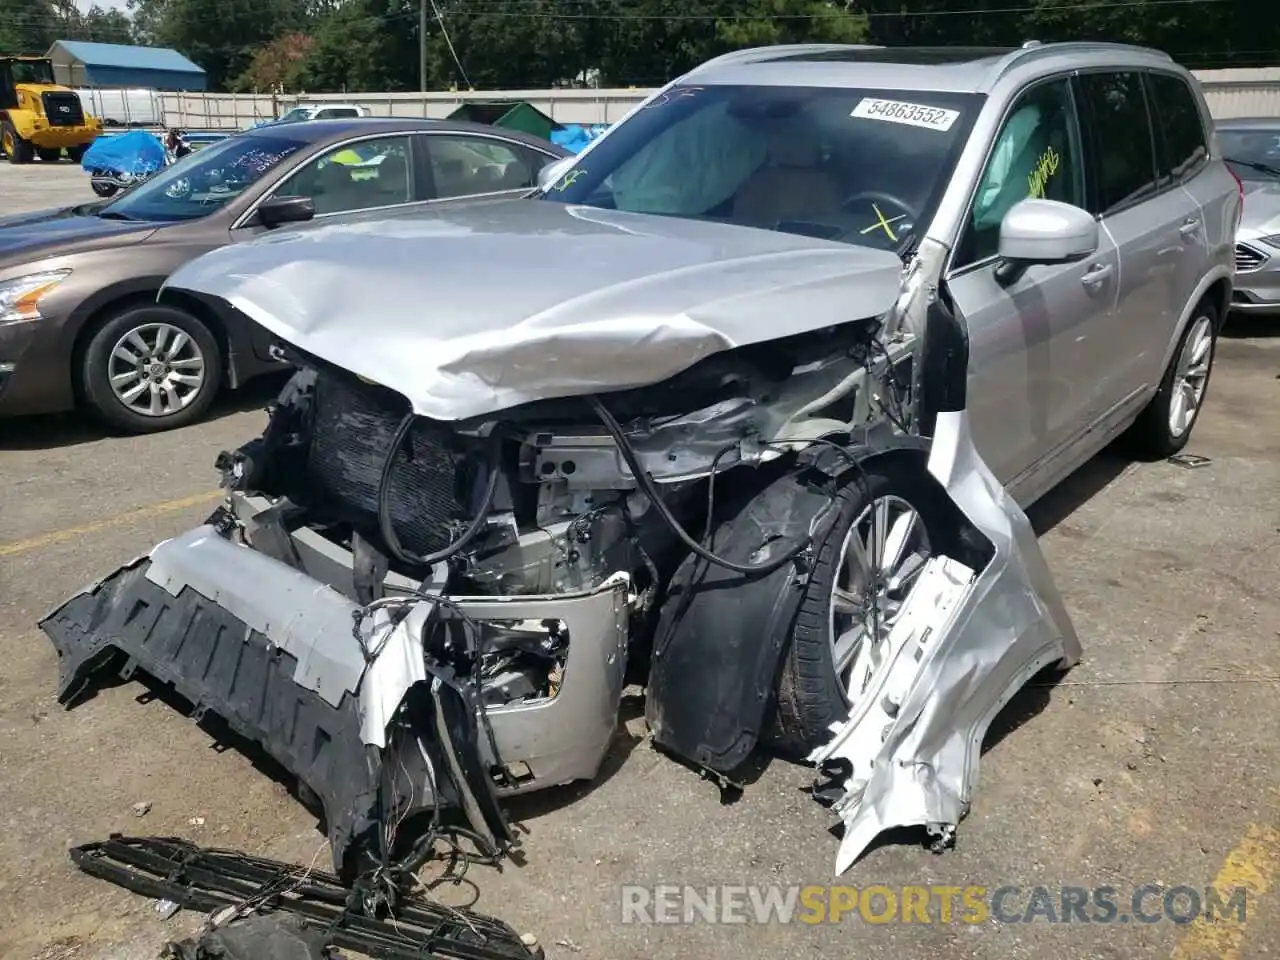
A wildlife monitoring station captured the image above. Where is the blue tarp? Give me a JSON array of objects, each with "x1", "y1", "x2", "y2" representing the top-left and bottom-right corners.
[
  {"x1": 550, "y1": 123, "x2": 609, "y2": 154},
  {"x1": 81, "y1": 130, "x2": 167, "y2": 176}
]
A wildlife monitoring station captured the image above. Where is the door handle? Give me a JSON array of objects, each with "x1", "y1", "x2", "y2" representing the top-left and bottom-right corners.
[
  {"x1": 1081, "y1": 263, "x2": 1113, "y2": 289},
  {"x1": 1179, "y1": 217, "x2": 1201, "y2": 240}
]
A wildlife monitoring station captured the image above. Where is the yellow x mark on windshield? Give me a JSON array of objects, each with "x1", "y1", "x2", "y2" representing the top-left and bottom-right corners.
[{"x1": 859, "y1": 203, "x2": 905, "y2": 242}]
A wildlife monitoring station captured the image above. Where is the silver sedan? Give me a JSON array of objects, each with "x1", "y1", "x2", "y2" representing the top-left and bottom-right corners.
[{"x1": 1219, "y1": 117, "x2": 1280, "y2": 315}]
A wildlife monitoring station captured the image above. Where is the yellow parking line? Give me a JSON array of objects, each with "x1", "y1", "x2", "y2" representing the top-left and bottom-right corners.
[
  {"x1": 0, "y1": 490, "x2": 222, "y2": 558},
  {"x1": 1171, "y1": 823, "x2": 1280, "y2": 960}
]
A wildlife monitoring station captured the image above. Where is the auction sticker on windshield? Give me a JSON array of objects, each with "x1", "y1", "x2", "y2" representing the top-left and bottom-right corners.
[{"x1": 851, "y1": 98, "x2": 960, "y2": 132}]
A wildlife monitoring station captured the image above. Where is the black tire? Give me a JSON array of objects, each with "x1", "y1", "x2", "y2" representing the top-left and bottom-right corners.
[
  {"x1": 91, "y1": 181, "x2": 118, "y2": 198},
  {"x1": 67, "y1": 145, "x2": 87, "y2": 163},
  {"x1": 36, "y1": 147, "x2": 62, "y2": 162},
  {"x1": 772, "y1": 458, "x2": 952, "y2": 755},
  {"x1": 2, "y1": 122, "x2": 33, "y2": 164},
  {"x1": 80, "y1": 305, "x2": 223, "y2": 434},
  {"x1": 1125, "y1": 298, "x2": 1219, "y2": 460}
]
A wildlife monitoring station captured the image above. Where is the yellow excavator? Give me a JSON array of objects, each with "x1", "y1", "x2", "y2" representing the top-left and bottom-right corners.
[{"x1": 0, "y1": 55, "x2": 102, "y2": 164}]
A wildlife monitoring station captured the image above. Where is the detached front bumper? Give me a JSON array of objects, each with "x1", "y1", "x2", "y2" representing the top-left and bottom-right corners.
[{"x1": 40, "y1": 520, "x2": 630, "y2": 874}]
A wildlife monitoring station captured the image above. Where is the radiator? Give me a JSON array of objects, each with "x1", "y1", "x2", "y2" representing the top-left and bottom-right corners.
[{"x1": 307, "y1": 374, "x2": 468, "y2": 558}]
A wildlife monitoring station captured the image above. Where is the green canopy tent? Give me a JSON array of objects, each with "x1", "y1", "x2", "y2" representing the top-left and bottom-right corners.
[{"x1": 446, "y1": 101, "x2": 562, "y2": 141}]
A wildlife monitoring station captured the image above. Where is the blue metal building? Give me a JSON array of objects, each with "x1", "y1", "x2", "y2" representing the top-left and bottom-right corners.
[{"x1": 46, "y1": 40, "x2": 207, "y2": 91}]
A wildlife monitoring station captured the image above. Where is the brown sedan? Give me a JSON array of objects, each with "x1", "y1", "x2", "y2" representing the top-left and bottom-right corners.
[{"x1": 0, "y1": 117, "x2": 569, "y2": 432}]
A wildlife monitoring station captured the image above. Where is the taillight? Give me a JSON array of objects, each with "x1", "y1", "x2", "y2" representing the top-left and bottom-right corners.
[{"x1": 1228, "y1": 164, "x2": 1244, "y2": 228}]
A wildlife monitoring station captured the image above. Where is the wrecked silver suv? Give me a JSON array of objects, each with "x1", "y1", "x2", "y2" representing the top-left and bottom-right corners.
[{"x1": 40, "y1": 45, "x2": 1146, "y2": 880}]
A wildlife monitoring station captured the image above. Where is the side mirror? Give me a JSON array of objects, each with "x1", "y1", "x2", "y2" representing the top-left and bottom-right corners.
[
  {"x1": 995, "y1": 198, "x2": 1099, "y2": 285},
  {"x1": 536, "y1": 156, "x2": 575, "y2": 192},
  {"x1": 257, "y1": 195, "x2": 315, "y2": 229}
]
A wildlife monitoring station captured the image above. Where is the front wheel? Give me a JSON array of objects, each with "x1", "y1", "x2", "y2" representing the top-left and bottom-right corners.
[
  {"x1": 91, "y1": 180, "x2": 118, "y2": 198},
  {"x1": 1, "y1": 122, "x2": 33, "y2": 164},
  {"x1": 1126, "y1": 300, "x2": 1218, "y2": 459},
  {"x1": 773, "y1": 460, "x2": 951, "y2": 755},
  {"x1": 80, "y1": 305, "x2": 224, "y2": 433}
]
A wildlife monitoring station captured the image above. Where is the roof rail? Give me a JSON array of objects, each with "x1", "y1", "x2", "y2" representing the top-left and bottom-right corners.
[
  {"x1": 687, "y1": 43, "x2": 886, "y2": 75},
  {"x1": 993, "y1": 39, "x2": 1174, "y2": 78}
]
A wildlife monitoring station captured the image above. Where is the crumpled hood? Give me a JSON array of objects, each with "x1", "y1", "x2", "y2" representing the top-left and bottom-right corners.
[
  {"x1": 0, "y1": 206, "x2": 156, "y2": 266},
  {"x1": 163, "y1": 200, "x2": 905, "y2": 421},
  {"x1": 1240, "y1": 180, "x2": 1280, "y2": 234}
]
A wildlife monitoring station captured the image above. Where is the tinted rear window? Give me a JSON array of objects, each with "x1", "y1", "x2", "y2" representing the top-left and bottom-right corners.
[
  {"x1": 1146, "y1": 72, "x2": 1208, "y2": 181},
  {"x1": 1075, "y1": 71, "x2": 1159, "y2": 214}
]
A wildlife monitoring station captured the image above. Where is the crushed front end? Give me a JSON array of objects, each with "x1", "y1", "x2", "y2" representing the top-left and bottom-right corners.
[{"x1": 40, "y1": 316, "x2": 909, "y2": 874}]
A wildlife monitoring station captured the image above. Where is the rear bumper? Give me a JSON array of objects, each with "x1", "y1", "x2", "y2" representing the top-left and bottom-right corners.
[{"x1": 39, "y1": 517, "x2": 630, "y2": 873}]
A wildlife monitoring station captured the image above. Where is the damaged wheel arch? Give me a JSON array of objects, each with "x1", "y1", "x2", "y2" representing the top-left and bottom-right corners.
[{"x1": 643, "y1": 438, "x2": 985, "y2": 775}]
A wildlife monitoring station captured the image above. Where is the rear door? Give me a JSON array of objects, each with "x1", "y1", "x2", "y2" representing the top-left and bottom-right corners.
[
  {"x1": 421, "y1": 132, "x2": 558, "y2": 200},
  {"x1": 1072, "y1": 71, "x2": 1175, "y2": 424},
  {"x1": 946, "y1": 75, "x2": 1117, "y2": 488},
  {"x1": 1147, "y1": 70, "x2": 1237, "y2": 319}
]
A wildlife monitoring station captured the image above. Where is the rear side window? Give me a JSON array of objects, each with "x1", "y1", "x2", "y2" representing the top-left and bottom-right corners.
[
  {"x1": 1075, "y1": 72, "x2": 1158, "y2": 215},
  {"x1": 1146, "y1": 72, "x2": 1208, "y2": 182}
]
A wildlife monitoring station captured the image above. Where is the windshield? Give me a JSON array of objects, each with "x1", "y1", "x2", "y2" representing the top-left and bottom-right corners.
[
  {"x1": 538, "y1": 84, "x2": 980, "y2": 251},
  {"x1": 277, "y1": 107, "x2": 312, "y2": 123},
  {"x1": 101, "y1": 132, "x2": 308, "y2": 222},
  {"x1": 10, "y1": 59, "x2": 56, "y2": 85},
  {"x1": 1219, "y1": 127, "x2": 1280, "y2": 180}
]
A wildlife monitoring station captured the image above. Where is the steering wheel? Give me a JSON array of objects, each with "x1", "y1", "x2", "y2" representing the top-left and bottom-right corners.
[{"x1": 839, "y1": 191, "x2": 919, "y2": 247}]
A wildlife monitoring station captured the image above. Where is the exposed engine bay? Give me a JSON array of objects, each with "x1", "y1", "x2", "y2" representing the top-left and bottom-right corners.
[{"x1": 40, "y1": 232, "x2": 1080, "y2": 881}]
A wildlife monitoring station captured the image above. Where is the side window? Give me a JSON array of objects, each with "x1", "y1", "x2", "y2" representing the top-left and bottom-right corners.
[
  {"x1": 427, "y1": 135, "x2": 538, "y2": 198},
  {"x1": 1074, "y1": 72, "x2": 1158, "y2": 214},
  {"x1": 956, "y1": 78, "x2": 1085, "y2": 268},
  {"x1": 274, "y1": 135, "x2": 414, "y2": 215},
  {"x1": 316, "y1": 108, "x2": 360, "y2": 119},
  {"x1": 1145, "y1": 72, "x2": 1208, "y2": 182}
]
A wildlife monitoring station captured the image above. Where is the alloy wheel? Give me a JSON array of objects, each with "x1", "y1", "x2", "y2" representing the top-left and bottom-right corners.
[
  {"x1": 107, "y1": 322, "x2": 208, "y2": 418},
  {"x1": 828, "y1": 494, "x2": 932, "y2": 706},
  {"x1": 1168, "y1": 314, "x2": 1213, "y2": 439}
]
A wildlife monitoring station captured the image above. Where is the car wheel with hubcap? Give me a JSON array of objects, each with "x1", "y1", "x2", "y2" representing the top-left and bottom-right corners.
[
  {"x1": 80, "y1": 305, "x2": 223, "y2": 433},
  {"x1": 1127, "y1": 299, "x2": 1218, "y2": 459},
  {"x1": 773, "y1": 460, "x2": 949, "y2": 754}
]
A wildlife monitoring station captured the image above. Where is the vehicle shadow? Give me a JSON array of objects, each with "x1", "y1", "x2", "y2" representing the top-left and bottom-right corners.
[
  {"x1": 0, "y1": 374, "x2": 289, "y2": 452},
  {"x1": 1024, "y1": 444, "x2": 1133, "y2": 535},
  {"x1": 1222, "y1": 311, "x2": 1279, "y2": 339}
]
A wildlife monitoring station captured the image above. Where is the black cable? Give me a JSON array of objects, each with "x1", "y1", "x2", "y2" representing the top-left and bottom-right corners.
[
  {"x1": 376, "y1": 413, "x2": 501, "y2": 568},
  {"x1": 869, "y1": 338, "x2": 910, "y2": 432},
  {"x1": 589, "y1": 395, "x2": 817, "y2": 576}
]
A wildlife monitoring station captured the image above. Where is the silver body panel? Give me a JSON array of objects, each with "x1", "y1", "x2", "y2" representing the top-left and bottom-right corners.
[
  {"x1": 810, "y1": 409, "x2": 1082, "y2": 873},
  {"x1": 163, "y1": 202, "x2": 904, "y2": 422}
]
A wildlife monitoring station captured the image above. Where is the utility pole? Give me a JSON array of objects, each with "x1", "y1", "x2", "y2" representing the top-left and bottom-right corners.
[{"x1": 419, "y1": 0, "x2": 427, "y2": 93}]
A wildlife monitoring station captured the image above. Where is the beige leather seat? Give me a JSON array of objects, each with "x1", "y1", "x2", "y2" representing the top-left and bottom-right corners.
[{"x1": 733, "y1": 124, "x2": 842, "y2": 223}]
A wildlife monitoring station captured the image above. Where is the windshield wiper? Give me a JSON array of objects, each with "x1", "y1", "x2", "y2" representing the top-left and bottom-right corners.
[
  {"x1": 96, "y1": 210, "x2": 139, "y2": 221},
  {"x1": 1227, "y1": 157, "x2": 1280, "y2": 178}
]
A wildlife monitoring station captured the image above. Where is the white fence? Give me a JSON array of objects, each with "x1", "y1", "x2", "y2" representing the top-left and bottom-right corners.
[
  {"x1": 157, "y1": 88, "x2": 654, "y2": 130},
  {"x1": 152, "y1": 67, "x2": 1280, "y2": 131}
]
